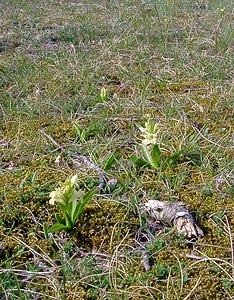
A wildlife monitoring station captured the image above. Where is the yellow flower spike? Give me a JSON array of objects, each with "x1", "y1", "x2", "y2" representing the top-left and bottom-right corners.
[
  {"x1": 47, "y1": 174, "x2": 95, "y2": 233},
  {"x1": 49, "y1": 188, "x2": 65, "y2": 205},
  {"x1": 139, "y1": 119, "x2": 160, "y2": 145},
  {"x1": 49, "y1": 175, "x2": 80, "y2": 205}
]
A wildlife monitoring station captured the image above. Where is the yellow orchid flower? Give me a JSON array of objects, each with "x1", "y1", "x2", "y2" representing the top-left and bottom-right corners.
[
  {"x1": 139, "y1": 119, "x2": 159, "y2": 145},
  {"x1": 49, "y1": 174, "x2": 80, "y2": 205}
]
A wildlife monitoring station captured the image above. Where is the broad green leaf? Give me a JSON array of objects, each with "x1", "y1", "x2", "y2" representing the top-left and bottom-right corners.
[
  {"x1": 103, "y1": 152, "x2": 121, "y2": 171},
  {"x1": 151, "y1": 144, "x2": 161, "y2": 168},
  {"x1": 55, "y1": 214, "x2": 65, "y2": 225},
  {"x1": 82, "y1": 188, "x2": 96, "y2": 203},
  {"x1": 73, "y1": 188, "x2": 96, "y2": 222},
  {"x1": 64, "y1": 213, "x2": 73, "y2": 229},
  {"x1": 70, "y1": 198, "x2": 78, "y2": 223},
  {"x1": 131, "y1": 156, "x2": 152, "y2": 168},
  {"x1": 57, "y1": 202, "x2": 67, "y2": 214},
  {"x1": 43, "y1": 223, "x2": 49, "y2": 240},
  {"x1": 73, "y1": 122, "x2": 87, "y2": 143},
  {"x1": 141, "y1": 144, "x2": 156, "y2": 169},
  {"x1": 48, "y1": 224, "x2": 69, "y2": 233},
  {"x1": 165, "y1": 153, "x2": 180, "y2": 166}
]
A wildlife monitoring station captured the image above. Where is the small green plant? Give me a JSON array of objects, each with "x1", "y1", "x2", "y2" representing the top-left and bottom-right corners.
[
  {"x1": 133, "y1": 119, "x2": 180, "y2": 170},
  {"x1": 222, "y1": 279, "x2": 233, "y2": 291},
  {"x1": 147, "y1": 238, "x2": 166, "y2": 253},
  {"x1": 44, "y1": 175, "x2": 96, "y2": 234},
  {"x1": 100, "y1": 86, "x2": 108, "y2": 102},
  {"x1": 73, "y1": 122, "x2": 94, "y2": 143},
  {"x1": 155, "y1": 262, "x2": 170, "y2": 278},
  {"x1": 103, "y1": 151, "x2": 121, "y2": 171}
]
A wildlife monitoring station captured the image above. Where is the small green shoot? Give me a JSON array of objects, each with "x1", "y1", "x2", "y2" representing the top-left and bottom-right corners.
[
  {"x1": 43, "y1": 223, "x2": 49, "y2": 240},
  {"x1": 73, "y1": 122, "x2": 91, "y2": 143},
  {"x1": 100, "y1": 87, "x2": 108, "y2": 102},
  {"x1": 103, "y1": 152, "x2": 121, "y2": 171}
]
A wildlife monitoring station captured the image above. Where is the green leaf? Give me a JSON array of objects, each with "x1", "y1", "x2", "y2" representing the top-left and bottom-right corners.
[
  {"x1": 141, "y1": 144, "x2": 157, "y2": 169},
  {"x1": 48, "y1": 224, "x2": 69, "y2": 233},
  {"x1": 57, "y1": 202, "x2": 67, "y2": 214},
  {"x1": 103, "y1": 152, "x2": 121, "y2": 171},
  {"x1": 64, "y1": 213, "x2": 73, "y2": 229},
  {"x1": 151, "y1": 144, "x2": 161, "y2": 168},
  {"x1": 73, "y1": 122, "x2": 87, "y2": 143},
  {"x1": 43, "y1": 223, "x2": 49, "y2": 240},
  {"x1": 73, "y1": 188, "x2": 96, "y2": 222},
  {"x1": 55, "y1": 214, "x2": 65, "y2": 225},
  {"x1": 165, "y1": 153, "x2": 180, "y2": 166},
  {"x1": 70, "y1": 198, "x2": 77, "y2": 223},
  {"x1": 131, "y1": 156, "x2": 152, "y2": 168},
  {"x1": 83, "y1": 188, "x2": 96, "y2": 203}
]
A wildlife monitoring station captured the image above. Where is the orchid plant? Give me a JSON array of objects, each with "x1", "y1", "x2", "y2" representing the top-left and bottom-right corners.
[
  {"x1": 44, "y1": 175, "x2": 96, "y2": 234},
  {"x1": 134, "y1": 119, "x2": 180, "y2": 170},
  {"x1": 100, "y1": 87, "x2": 108, "y2": 102}
]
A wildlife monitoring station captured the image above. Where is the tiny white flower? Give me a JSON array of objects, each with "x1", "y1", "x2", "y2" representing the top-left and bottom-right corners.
[
  {"x1": 138, "y1": 125, "x2": 145, "y2": 133},
  {"x1": 55, "y1": 155, "x2": 61, "y2": 164},
  {"x1": 55, "y1": 154, "x2": 64, "y2": 167},
  {"x1": 70, "y1": 174, "x2": 78, "y2": 186}
]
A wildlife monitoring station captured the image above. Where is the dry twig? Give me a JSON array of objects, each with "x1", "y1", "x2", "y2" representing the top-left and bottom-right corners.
[{"x1": 144, "y1": 200, "x2": 204, "y2": 239}]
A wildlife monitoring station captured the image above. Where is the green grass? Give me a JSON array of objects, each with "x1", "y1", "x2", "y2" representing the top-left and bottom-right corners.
[{"x1": 0, "y1": 0, "x2": 233, "y2": 299}]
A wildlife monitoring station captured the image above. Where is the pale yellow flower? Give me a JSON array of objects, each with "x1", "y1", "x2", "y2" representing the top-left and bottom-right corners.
[
  {"x1": 139, "y1": 120, "x2": 159, "y2": 145},
  {"x1": 68, "y1": 190, "x2": 83, "y2": 203},
  {"x1": 49, "y1": 174, "x2": 81, "y2": 205},
  {"x1": 62, "y1": 184, "x2": 83, "y2": 203},
  {"x1": 49, "y1": 188, "x2": 65, "y2": 205}
]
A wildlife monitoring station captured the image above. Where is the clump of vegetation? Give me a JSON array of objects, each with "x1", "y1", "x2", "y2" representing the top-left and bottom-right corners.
[
  {"x1": 44, "y1": 174, "x2": 96, "y2": 234},
  {"x1": 133, "y1": 119, "x2": 181, "y2": 169}
]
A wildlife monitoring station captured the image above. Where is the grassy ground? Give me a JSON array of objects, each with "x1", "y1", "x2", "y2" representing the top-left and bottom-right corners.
[{"x1": 0, "y1": 0, "x2": 233, "y2": 299}]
